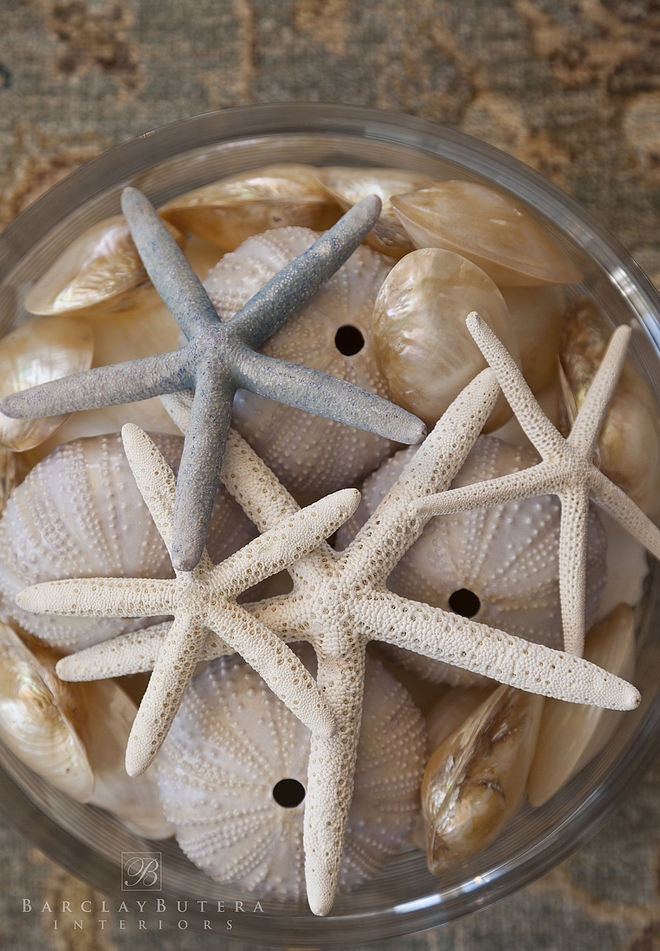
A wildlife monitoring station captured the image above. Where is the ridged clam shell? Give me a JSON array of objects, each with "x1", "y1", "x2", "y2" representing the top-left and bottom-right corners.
[
  {"x1": 156, "y1": 647, "x2": 426, "y2": 901},
  {"x1": 372, "y1": 247, "x2": 520, "y2": 430},
  {"x1": 0, "y1": 315, "x2": 93, "y2": 451},
  {"x1": 391, "y1": 181, "x2": 583, "y2": 286},
  {"x1": 316, "y1": 167, "x2": 433, "y2": 258},
  {"x1": 0, "y1": 432, "x2": 257, "y2": 651},
  {"x1": 24, "y1": 215, "x2": 185, "y2": 317},
  {"x1": 527, "y1": 603, "x2": 636, "y2": 807},
  {"x1": 339, "y1": 435, "x2": 608, "y2": 678},
  {"x1": 560, "y1": 298, "x2": 660, "y2": 521},
  {"x1": 160, "y1": 164, "x2": 341, "y2": 250},
  {"x1": 422, "y1": 684, "x2": 544, "y2": 872},
  {"x1": 204, "y1": 227, "x2": 395, "y2": 495}
]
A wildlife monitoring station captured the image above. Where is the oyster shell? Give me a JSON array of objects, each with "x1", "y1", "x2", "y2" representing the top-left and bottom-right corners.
[
  {"x1": 160, "y1": 164, "x2": 341, "y2": 250},
  {"x1": 372, "y1": 247, "x2": 520, "y2": 429},
  {"x1": 316, "y1": 167, "x2": 433, "y2": 258},
  {"x1": 204, "y1": 226, "x2": 395, "y2": 495},
  {"x1": 422, "y1": 684, "x2": 544, "y2": 872},
  {"x1": 156, "y1": 647, "x2": 426, "y2": 901},
  {"x1": 391, "y1": 181, "x2": 583, "y2": 286},
  {"x1": 0, "y1": 432, "x2": 257, "y2": 651},
  {"x1": 527, "y1": 603, "x2": 636, "y2": 807},
  {"x1": 500, "y1": 285, "x2": 565, "y2": 394},
  {"x1": 24, "y1": 215, "x2": 185, "y2": 317},
  {"x1": 0, "y1": 315, "x2": 93, "y2": 452},
  {"x1": 425, "y1": 685, "x2": 495, "y2": 752}
]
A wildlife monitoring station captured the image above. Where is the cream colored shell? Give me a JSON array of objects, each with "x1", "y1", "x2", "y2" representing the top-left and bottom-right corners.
[{"x1": 156, "y1": 647, "x2": 426, "y2": 901}]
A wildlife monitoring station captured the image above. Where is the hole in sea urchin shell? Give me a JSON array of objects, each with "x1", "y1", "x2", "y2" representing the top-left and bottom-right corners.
[
  {"x1": 448, "y1": 588, "x2": 481, "y2": 618},
  {"x1": 334, "y1": 324, "x2": 365, "y2": 356},
  {"x1": 272, "y1": 778, "x2": 306, "y2": 808}
]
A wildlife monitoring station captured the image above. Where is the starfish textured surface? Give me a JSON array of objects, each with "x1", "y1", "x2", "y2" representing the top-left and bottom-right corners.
[
  {"x1": 16, "y1": 423, "x2": 364, "y2": 777},
  {"x1": 417, "y1": 312, "x2": 660, "y2": 657},
  {"x1": 57, "y1": 382, "x2": 639, "y2": 917},
  {"x1": 0, "y1": 188, "x2": 425, "y2": 571}
]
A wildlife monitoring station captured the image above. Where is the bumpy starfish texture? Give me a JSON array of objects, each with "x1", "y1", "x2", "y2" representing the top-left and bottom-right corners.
[
  {"x1": 16, "y1": 423, "x2": 365, "y2": 777},
  {"x1": 416, "y1": 312, "x2": 660, "y2": 657},
  {"x1": 55, "y1": 381, "x2": 639, "y2": 918},
  {"x1": 1, "y1": 188, "x2": 425, "y2": 571}
]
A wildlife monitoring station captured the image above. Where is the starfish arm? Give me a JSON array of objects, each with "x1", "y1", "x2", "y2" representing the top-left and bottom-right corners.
[
  {"x1": 414, "y1": 461, "x2": 557, "y2": 520},
  {"x1": 568, "y1": 324, "x2": 632, "y2": 458},
  {"x1": 557, "y1": 488, "x2": 590, "y2": 657},
  {"x1": 205, "y1": 603, "x2": 335, "y2": 738},
  {"x1": 124, "y1": 614, "x2": 207, "y2": 776},
  {"x1": 358, "y1": 591, "x2": 640, "y2": 710},
  {"x1": 304, "y1": 647, "x2": 366, "y2": 917},
  {"x1": 589, "y1": 466, "x2": 660, "y2": 560},
  {"x1": 467, "y1": 312, "x2": 567, "y2": 459},
  {"x1": 346, "y1": 368, "x2": 501, "y2": 584},
  {"x1": 222, "y1": 427, "x2": 302, "y2": 530},
  {"x1": 121, "y1": 187, "x2": 220, "y2": 340},
  {"x1": 55, "y1": 622, "x2": 181, "y2": 680},
  {"x1": 213, "y1": 489, "x2": 360, "y2": 599},
  {"x1": 0, "y1": 348, "x2": 191, "y2": 420},
  {"x1": 248, "y1": 594, "x2": 311, "y2": 638},
  {"x1": 15, "y1": 576, "x2": 175, "y2": 619},
  {"x1": 122, "y1": 424, "x2": 177, "y2": 551},
  {"x1": 227, "y1": 195, "x2": 382, "y2": 348},
  {"x1": 171, "y1": 371, "x2": 235, "y2": 571},
  {"x1": 233, "y1": 348, "x2": 426, "y2": 445}
]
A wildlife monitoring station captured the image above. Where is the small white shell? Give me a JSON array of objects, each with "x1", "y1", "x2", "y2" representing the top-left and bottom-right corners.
[
  {"x1": 0, "y1": 432, "x2": 257, "y2": 651},
  {"x1": 204, "y1": 227, "x2": 395, "y2": 495},
  {"x1": 156, "y1": 647, "x2": 426, "y2": 901},
  {"x1": 527, "y1": 603, "x2": 636, "y2": 807},
  {"x1": 160, "y1": 164, "x2": 341, "y2": 250},
  {"x1": 391, "y1": 180, "x2": 583, "y2": 286}
]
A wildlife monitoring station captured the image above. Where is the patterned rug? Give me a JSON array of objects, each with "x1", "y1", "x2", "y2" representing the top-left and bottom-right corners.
[{"x1": 0, "y1": 1, "x2": 659, "y2": 949}]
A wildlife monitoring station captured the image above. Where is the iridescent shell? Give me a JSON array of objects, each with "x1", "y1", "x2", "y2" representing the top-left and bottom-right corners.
[
  {"x1": 527, "y1": 603, "x2": 636, "y2": 807},
  {"x1": 0, "y1": 432, "x2": 257, "y2": 651},
  {"x1": 560, "y1": 298, "x2": 660, "y2": 520},
  {"x1": 24, "y1": 215, "x2": 185, "y2": 317},
  {"x1": 204, "y1": 226, "x2": 395, "y2": 495},
  {"x1": 500, "y1": 285, "x2": 565, "y2": 394},
  {"x1": 339, "y1": 435, "x2": 607, "y2": 680},
  {"x1": 160, "y1": 164, "x2": 341, "y2": 250},
  {"x1": 155, "y1": 648, "x2": 426, "y2": 901},
  {"x1": 372, "y1": 247, "x2": 520, "y2": 429},
  {"x1": 316, "y1": 167, "x2": 433, "y2": 258},
  {"x1": 391, "y1": 181, "x2": 582, "y2": 286},
  {"x1": 0, "y1": 315, "x2": 93, "y2": 452},
  {"x1": 422, "y1": 685, "x2": 544, "y2": 871}
]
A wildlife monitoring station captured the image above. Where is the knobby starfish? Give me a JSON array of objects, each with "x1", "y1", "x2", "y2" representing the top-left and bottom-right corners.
[
  {"x1": 16, "y1": 423, "x2": 365, "y2": 777},
  {"x1": 1, "y1": 187, "x2": 425, "y2": 571},
  {"x1": 51, "y1": 380, "x2": 639, "y2": 917},
  {"x1": 416, "y1": 312, "x2": 660, "y2": 657}
]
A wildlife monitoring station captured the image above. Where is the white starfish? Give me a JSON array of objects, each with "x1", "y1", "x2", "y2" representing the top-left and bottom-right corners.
[
  {"x1": 16, "y1": 423, "x2": 363, "y2": 777},
  {"x1": 416, "y1": 312, "x2": 660, "y2": 657},
  {"x1": 55, "y1": 377, "x2": 639, "y2": 917}
]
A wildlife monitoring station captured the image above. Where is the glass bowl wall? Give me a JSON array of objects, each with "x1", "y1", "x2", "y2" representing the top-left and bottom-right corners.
[{"x1": 0, "y1": 103, "x2": 659, "y2": 947}]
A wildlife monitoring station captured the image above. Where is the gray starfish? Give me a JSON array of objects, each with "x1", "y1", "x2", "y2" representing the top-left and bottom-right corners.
[{"x1": 1, "y1": 187, "x2": 425, "y2": 571}]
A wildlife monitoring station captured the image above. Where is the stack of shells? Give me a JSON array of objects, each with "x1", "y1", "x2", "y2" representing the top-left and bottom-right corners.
[{"x1": 0, "y1": 162, "x2": 653, "y2": 900}]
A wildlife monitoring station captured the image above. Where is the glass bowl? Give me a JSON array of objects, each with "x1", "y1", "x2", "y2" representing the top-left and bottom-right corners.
[{"x1": 1, "y1": 103, "x2": 659, "y2": 947}]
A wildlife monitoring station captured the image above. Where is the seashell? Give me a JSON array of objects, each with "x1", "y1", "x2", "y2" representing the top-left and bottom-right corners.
[
  {"x1": 24, "y1": 215, "x2": 185, "y2": 317},
  {"x1": 391, "y1": 181, "x2": 583, "y2": 286},
  {"x1": 527, "y1": 603, "x2": 636, "y2": 807},
  {"x1": 159, "y1": 164, "x2": 341, "y2": 251},
  {"x1": 204, "y1": 226, "x2": 396, "y2": 495},
  {"x1": 372, "y1": 247, "x2": 520, "y2": 430},
  {"x1": 339, "y1": 435, "x2": 608, "y2": 672},
  {"x1": 316, "y1": 167, "x2": 433, "y2": 258},
  {"x1": 425, "y1": 685, "x2": 495, "y2": 752},
  {"x1": 0, "y1": 621, "x2": 172, "y2": 837},
  {"x1": 0, "y1": 432, "x2": 257, "y2": 651},
  {"x1": 0, "y1": 447, "x2": 27, "y2": 517},
  {"x1": 500, "y1": 285, "x2": 565, "y2": 394},
  {"x1": 156, "y1": 647, "x2": 426, "y2": 901},
  {"x1": 559, "y1": 298, "x2": 660, "y2": 521},
  {"x1": 0, "y1": 315, "x2": 93, "y2": 451},
  {"x1": 422, "y1": 684, "x2": 544, "y2": 872}
]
